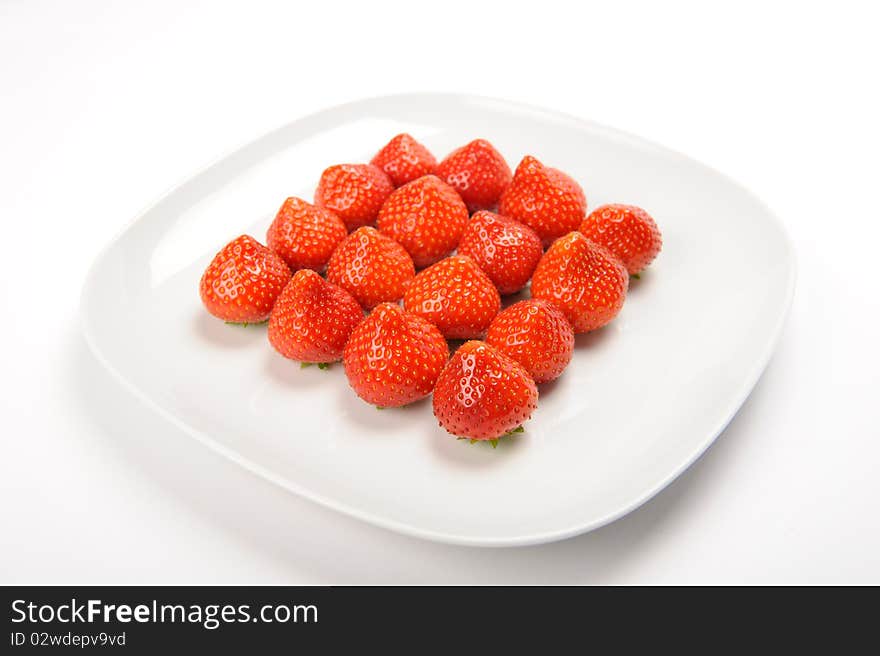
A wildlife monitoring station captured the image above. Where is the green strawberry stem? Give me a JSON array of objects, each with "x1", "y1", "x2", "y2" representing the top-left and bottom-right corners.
[
  {"x1": 225, "y1": 319, "x2": 268, "y2": 327},
  {"x1": 301, "y1": 362, "x2": 331, "y2": 370},
  {"x1": 462, "y1": 426, "x2": 524, "y2": 448}
]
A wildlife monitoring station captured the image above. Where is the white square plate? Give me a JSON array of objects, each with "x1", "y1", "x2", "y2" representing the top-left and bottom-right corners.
[{"x1": 80, "y1": 94, "x2": 795, "y2": 546}]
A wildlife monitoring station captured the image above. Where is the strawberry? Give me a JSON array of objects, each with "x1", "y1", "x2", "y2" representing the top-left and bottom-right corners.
[
  {"x1": 267, "y1": 269, "x2": 363, "y2": 363},
  {"x1": 370, "y1": 133, "x2": 437, "y2": 187},
  {"x1": 314, "y1": 163, "x2": 394, "y2": 231},
  {"x1": 326, "y1": 227, "x2": 415, "y2": 310},
  {"x1": 486, "y1": 299, "x2": 574, "y2": 384},
  {"x1": 498, "y1": 155, "x2": 587, "y2": 247},
  {"x1": 435, "y1": 139, "x2": 512, "y2": 212},
  {"x1": 199, "y1": 234, "x2": 291, "y2": 324},
  {"x1": 266, "y1": 196, "x2": 347, "y2": 272},
  {"x1": 456, "y1": 210, "x2": 543, "y2": 295},
  {"x1": 531, "y1": 232, "x2": 628, "y2": 333},
  {"x1": 403, "y1": 255, "x2": 500, "y2": 339},
  {"x1": 376, "y1": 174, "x2": 469, "y2": 268},
  {"x1": 579, "y1": 203, "x2": 662, "y2": 275},
  {"x1": 432, "y1": 340, "x2": 538, "y2": 441},
  {"x1": 343, "y1": 303, "x2": 449, "y2": 407}
]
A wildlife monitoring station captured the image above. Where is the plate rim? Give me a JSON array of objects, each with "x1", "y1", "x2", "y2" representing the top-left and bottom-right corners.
[{"x1": 79, "y1": 92, "x2": 798, "y2": 547}]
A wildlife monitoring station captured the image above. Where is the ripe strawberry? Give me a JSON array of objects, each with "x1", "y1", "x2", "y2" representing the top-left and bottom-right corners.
[
  {"x1": 456, "y1": 210, "x2": 543, "y2": 295},
  {"x1": 199, "y1": 234, "x2": 291, "y2": 324},
  {"x1": 268, "y1": 269, "x2": 363, "y2": 363},
  {"x1": 579, "y1": 204, "x2": 662, "y2": 275},
  {"x1": 403, "y1": 255, "x2": 500, "y2": 339},
  {"x1": 343, "y1": 303, "x2": 449, "y2": 407},
  {"x1": 432, "y1": 340, "x2": 538, "y2": 441},
  {"x1": 370, "y1": 133, "x2": 437, "y2": 187},
  {"x1": 486, "y1": 299, "x2": 574, "y2": 383},
  {"x1": 436, "y1": 139, "x2": 512, "y2": 212},
  {"x1": 314, "y1": 163, "x2": 394, "y2": 231},
  {"x1": 376, "y1": 174, "x2": 469, "y2": 268},
  {"x1": 266, "y1": 197, "x2": 347, "y2": 272},
  {"x1": 531, "y1": 232, "x2": 628, "y2": 333},
  {"x1": 498, "y1": 155, "x2": 587, "y2": 247},
  {"x1": 326, "y1": 227, "x2": 415, "y2": 310}
]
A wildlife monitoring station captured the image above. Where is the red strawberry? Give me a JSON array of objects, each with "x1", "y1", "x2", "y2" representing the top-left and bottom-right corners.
[
  {"x1": 498, "y1": 155, "x2": 587, "y2": 247},
  {"x1": 268, "y1": 269, "x2": 363, "y2": 363},
  {"x1": 326, "y1": 227, "x2": 415, "y2": 310},
  {"x1": 456, "y1": 210, "x2": 543, "y2": 295},
  {"x1": 403, "y1": 255, "x2": 500, "y2": 339},
  {"x1": 432, "y1": 341, "x2": 538, "y2": 441},
  {"x1": 436, "y1": 139, "x2": 512, "y2": 212},
  {"x1": 314, "y1": 163, "x2": 394, "y2": 231},
  {"x1": 486, "y1": 299, "x2": 574, "y2": 384},
  {"x1": 266, "y1": 197, "x2": 347, "y2": 272},
  {"x1": 370, "y1": 133, "x2": 437, "y2": 187},
  {"x1": 199, "y1": 234, "x2": 291, "y2": 324},
  {"x1": 531, "y1": 232, "x2": 628, "y2": 333},
  {"x1": 579, "y1": 204, "x2": 662, "y2": 275},
  {"x1": 343, "y1": 303, "x2": 449, "y2": 407},
  {"x1": 376, "y1": 174, "x2": 469, "y2": 268}
]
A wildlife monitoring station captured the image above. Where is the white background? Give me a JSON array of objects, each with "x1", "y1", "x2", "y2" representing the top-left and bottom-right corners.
[{"x1": 1, "y1": 0, "x2": 878, "y2": 584}]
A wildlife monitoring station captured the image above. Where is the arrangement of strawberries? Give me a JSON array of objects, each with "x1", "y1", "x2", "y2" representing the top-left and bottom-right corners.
[{"x1": 199, "y1": 134, "x2": 662, "y2": 446}]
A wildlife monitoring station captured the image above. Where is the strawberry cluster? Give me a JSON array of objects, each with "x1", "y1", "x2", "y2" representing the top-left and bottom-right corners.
[{"x1": 199, "y1": 134, "x2": 662, "y2": 444}]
